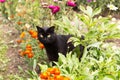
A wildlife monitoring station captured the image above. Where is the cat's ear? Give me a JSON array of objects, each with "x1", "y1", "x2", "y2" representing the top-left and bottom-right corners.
[
  {"x1": 47, "y1": 26, "x2": 55, "y2": 33},
  {"x1": 36, "y1": 26, "x2": 44, "y2": 32}
]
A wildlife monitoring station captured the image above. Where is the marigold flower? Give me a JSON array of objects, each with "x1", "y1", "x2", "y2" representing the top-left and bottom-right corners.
[
  {"x1": 28, "y1": 30, "x2": 34, "y2": 35},
  {"x1": 39, "y1": 42, "x2": 45, "y2": 49},
  {"x1": 48, "y1": 5, "x2": 60, "y2": 14},
  {"x1": 27, "y1": 53, "x2": 34, "y2": 58},
  {"x1": 47, "y1": 67, "x2": 60, "y2": 75},
  {"x1": 48, "y1": 77, "x2": 55, "y2": 80},
  {"x1": 47, "y1": 68, "x2": 55, "y2": 74},
  {"x1": 31, "y1": 32, "x2": 38, "y2": 39},
  {"x1": 40, "y1": 67, "x2": 70, "y2": 80},
  {"x1": 16, "y1": 39, "x2": 22, "y2": 44},
  {"x1": 66, "y1": 0, "x2": 76, "y2": 7},
  {"x1": 28, "y1": 30, "x2": 38, "y2": 39},
  {"x1": 19, "y1": 51, "x2": 25, "y2": 56},
  {"x1": 24, "y1": 50, "x2": 31, "y2": 55},
  {"x1": 26, "y1": 44, "x2": 32, "y2": 49},
  {"x1": 17, "y1": 21, "x2": 22, "y2": 25},
  {"x1": 40, "y1": 72, "x2": 49, "y2": 79},
  {"x1": 0, "y1": 0, "x2": 6, "y2": 3},
  {"x1": 54, "y1": 75, "x2": 64, "y2": 80},
  {"x1": 20, "y1": 32, "x2": 25, "y2": 38},
  {"x1": 26, "y1": 44, "x2": 32, "y2": 52},
  {"x1": 18, "y1": 49, "x2": 25, "y2": 57}
]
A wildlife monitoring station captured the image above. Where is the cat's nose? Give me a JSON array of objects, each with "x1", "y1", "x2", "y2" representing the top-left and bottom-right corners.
[{"x1": 44, "y1": 37, "x2": 47, "y2": 40}]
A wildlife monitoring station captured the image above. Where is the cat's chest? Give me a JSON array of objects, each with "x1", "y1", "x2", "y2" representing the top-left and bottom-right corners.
[{"x1": 44, "y1": 35, "x2": 71, "y2": 54}]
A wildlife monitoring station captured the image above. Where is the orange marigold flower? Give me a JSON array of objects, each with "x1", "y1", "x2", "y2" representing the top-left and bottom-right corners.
[
  {"x1": 39, "y1": 67, "x2": 70, "y2": 80},
  {"x1": 40, "y1": 72, "x2": 49, "y2": 79},
  {"x1": 16, "y1": 39, "x2": 22, "y2": 44},
  {"x1": 26, "y1": 44, "x2": 32, "y2": 49},
  {"x1": 48, "y1": 77, "x2": 55, "y2": 80},
  {"x1": 18, "y1": 50, "x2": 25, "y2": 57},
  {"x1": 28, "y1": 30, "x2": 34, "y2": 35},
  {"x1": 31, "y1": 31, "x2": 38, "y2": 39},
  {"x1": 54, "y1": 75, "x2": 64, "y2": 80},
  {"x1": 54, "y1": 68, "x2": 60, "y2": 75},
  {"x1": 20, "y1": 32, "x2": 25, "y2": 38},
  {"x1": 26, "y1": 47, "x2": 32, "y2": 52},
  {"x1": 28, "y1": 30, "x2": 38, "y2": 39},
  {"x1": 24, "y1": 50, "x2": 31, "y2": 55},
  {"x1": 47, "y1": 67, "x2": 60, "y2": 75},
  {"x1": 17, "y1": 21, "x2": 22, "y2": 25},
  {"x1": 28, "y1": 53, "x2": 34, "y2": 58},
  {"x1": 47, "y1": 68, "x2": 55, "y2": 74},
  {"x1": 39, "y1": 42, "x2": 45, "y2": 49}
]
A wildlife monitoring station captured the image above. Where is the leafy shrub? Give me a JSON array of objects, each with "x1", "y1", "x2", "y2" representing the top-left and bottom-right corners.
[{"x1": 77, "y1": 0, "x2": 120, "y2": 13}]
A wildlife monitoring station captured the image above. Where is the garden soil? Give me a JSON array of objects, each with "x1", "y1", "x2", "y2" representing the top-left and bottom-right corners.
[{"x1": 0, "y1": 23, "x2": 29, "y2": 79}]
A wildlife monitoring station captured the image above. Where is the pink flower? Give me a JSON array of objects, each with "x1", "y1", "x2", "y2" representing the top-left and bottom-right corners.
[
  {"x1": 0, "y1": 0, "x2": 6, "y2": 3},
  {"x1": 48, "y1": 5, "x2": 60, "y2": 14},
  {"x1": 67, "y1": 1, "x2": 76, "y2": 7},
  {"x1": 87, "y1": 0, "x2": 92, "y2": 2},
  {"x1": 53, "y1": 0, "x2": 58, "y2": 2}
]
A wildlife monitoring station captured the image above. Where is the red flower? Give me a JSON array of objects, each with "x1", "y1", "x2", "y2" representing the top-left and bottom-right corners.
[
  {"x1": 0, "y1": 0, "x2": 6, "y2": 3},
  {"x1": 48, "y1": 5, "x2": 60, "y2": 14},
  {"x1": 67, "y1": 1, "x2": 76, "y2": 7}
]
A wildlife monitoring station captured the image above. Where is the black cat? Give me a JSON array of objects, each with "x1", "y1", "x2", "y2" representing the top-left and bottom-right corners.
[{"x1": 36, "y1": 26, "x2": 84, "y2": 62}]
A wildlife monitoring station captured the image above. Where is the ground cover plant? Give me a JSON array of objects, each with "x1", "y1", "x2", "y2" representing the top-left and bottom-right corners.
[{"x1": 0, "y1": 0, "x2": 120, "y2": 80}]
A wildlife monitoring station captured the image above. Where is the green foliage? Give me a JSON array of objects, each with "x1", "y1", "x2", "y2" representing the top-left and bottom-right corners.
[
  {"x1": 54, "y1": 6, "x2": 120, "y2": 80},
  {"x1": 54, "y1": 43, "x2": 120, "y2": 80},
  {"x1": 77, "y1": 0, "x2": 120, "y2": 12},
  {"x1": 54, "y1": 5, "x2": 120, "y2": 47}
]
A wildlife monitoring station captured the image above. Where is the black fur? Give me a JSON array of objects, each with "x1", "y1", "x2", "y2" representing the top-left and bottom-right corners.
[{"x1": 36, "y1": 26, "x2": 84, "y2": 62}]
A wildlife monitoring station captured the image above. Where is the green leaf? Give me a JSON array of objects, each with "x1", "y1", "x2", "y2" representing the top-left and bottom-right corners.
[
  {"x1": 93, "y1": 7, "x2": 101, "y2": 17},
  {"x1": 80, "y1": 5, "x2": 86, "y2": 13},
  {"x1": 87, "y1": 42, "x2": 102, "y2": 48},
  {"x1": 80, "y1": 6, "x2": 93, "y2": 17},
  {"x1": 33, "y1": 59, "x2": 37, "y2": 71},
  {"x1": 38, "y1": 63, "x2": 48, "y2": 72},
  {"x1": 102, "y1": 75, "x2": 115, "y2": 80},
  {"x1": 86, "y1": 6, "x2": 93, "y2": 17}
]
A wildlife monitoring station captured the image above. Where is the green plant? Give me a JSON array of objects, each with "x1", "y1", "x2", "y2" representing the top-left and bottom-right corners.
[
  {"x1": 53, "y1": 5, "x2": 120, "y2": 80},
  {"x1": 77, "y1": 0, "x2": 120, "y2": 13},
  {"x1": 54, "y1": 43, "x2": 120, "y2": 80},
  {"x1": 54, "y1": 5, "x2": 120, "y2": 50}
]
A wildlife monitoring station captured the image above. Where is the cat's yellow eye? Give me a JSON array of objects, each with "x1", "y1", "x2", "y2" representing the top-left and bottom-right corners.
[
  {"x1": 40, "y1": 34, "x2": 43, "y2": 38},
  {"x1": 47, "y1": 34, "x2": 51, "y2": 38}
]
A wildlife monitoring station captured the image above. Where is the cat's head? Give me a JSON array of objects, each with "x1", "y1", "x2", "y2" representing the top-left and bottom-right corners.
[{"x1": 36, "y1": 26, "x2": 57, "y2": 44}]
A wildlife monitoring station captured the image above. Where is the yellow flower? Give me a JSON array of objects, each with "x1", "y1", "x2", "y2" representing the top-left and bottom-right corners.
[{"x1": 20, "y1": 32, "x2": 25, "y2": 38}]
